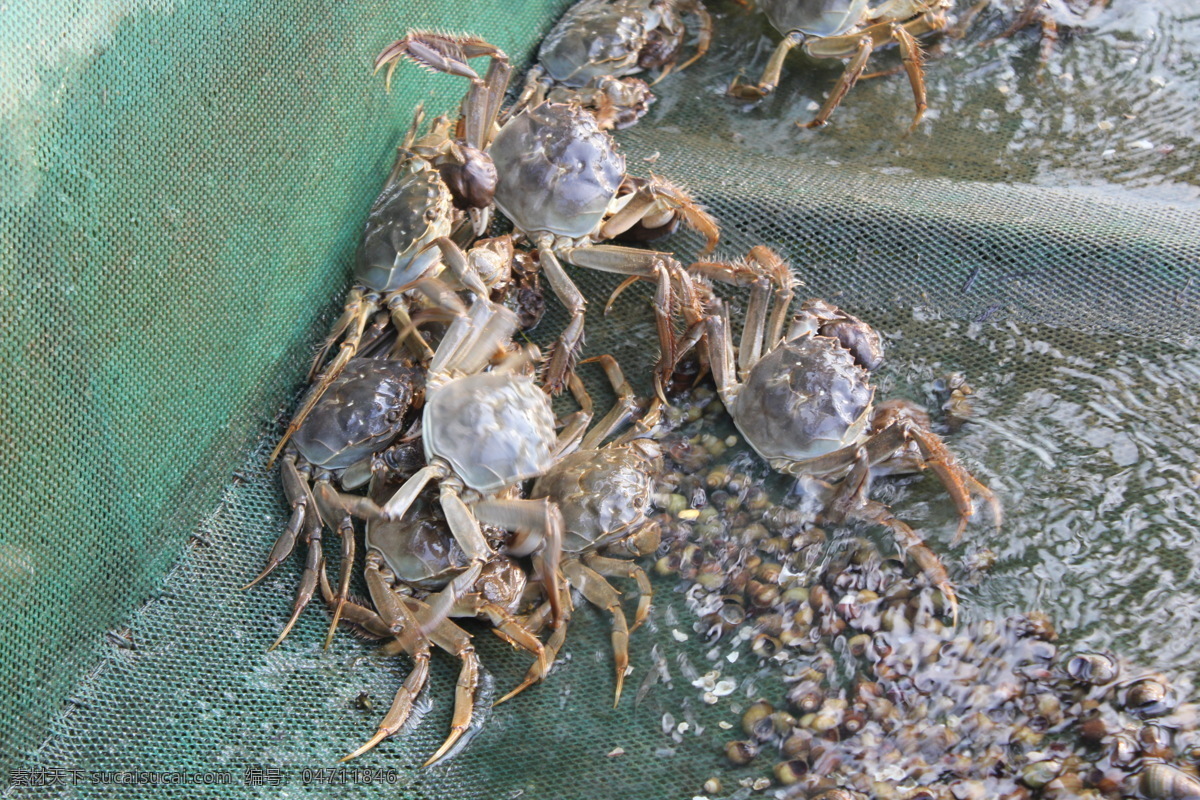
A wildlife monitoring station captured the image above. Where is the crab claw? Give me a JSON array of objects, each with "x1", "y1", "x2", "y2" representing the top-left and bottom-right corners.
[{"x1": 374, "y1": 31, "x2": 507, "y2": 92}]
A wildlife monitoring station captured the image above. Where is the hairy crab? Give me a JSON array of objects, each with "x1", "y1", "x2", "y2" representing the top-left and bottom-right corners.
[
  {"x1": 267, "y1": 39, "x2": 515, "y2": 467},
  {"x1": 729, "y1": 0, "x2": 952, "y2": 129},
  {"x1": 689, "y1": 248, "x2": 1001, "y2": 621},
  {"x1": 374, "y1": 296, "x2": 586, "y2": 630},
  {"x1": 337, "y1": 484, "x2": 548, "y2": 765},
  {"x1": 377, "y1": 34, "x2": 720, "y2": 393},
  {"x1": 514, "y1": 0, "x2": 712, "y2": 129},
  {"x1": 245, "y1": 356, "x2": 424, "y2": 650},
  {"x1": 498, "y1": 357, "x2": 665, "y2": 706},
  {"x1": 488, "y1": 100, "x2": 719, "y2": 390},
  {"x1": 965, "y1": 0, "x2": 1109, "y2": 70}
]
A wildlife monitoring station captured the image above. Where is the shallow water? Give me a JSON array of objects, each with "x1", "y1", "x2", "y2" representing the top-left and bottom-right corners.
[
  {"x1": 638, "y1": 0, "x2": 1200, "y2": 204},
  {"x1": 851, "y1": 310, "x2": 1200, "y2": 676}
]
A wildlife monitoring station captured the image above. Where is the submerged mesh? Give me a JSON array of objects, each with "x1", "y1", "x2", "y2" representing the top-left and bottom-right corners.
[{"x1": 2, "y1": 0, "x2": 1198, "y2": 798}]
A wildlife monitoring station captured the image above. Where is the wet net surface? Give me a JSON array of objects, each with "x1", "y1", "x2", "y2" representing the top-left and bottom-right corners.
[{"x1": 3, "y1": 0, "x2": 1199, "y2": 798}]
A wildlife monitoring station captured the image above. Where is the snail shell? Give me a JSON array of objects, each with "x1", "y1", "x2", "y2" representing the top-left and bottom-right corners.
[
  {"x1": 1066, "y1": 652, "x2": 1120, "y2": 685},
  {"x1": 1140, "y1": 762, "x2": 1200, "y2": 799}
]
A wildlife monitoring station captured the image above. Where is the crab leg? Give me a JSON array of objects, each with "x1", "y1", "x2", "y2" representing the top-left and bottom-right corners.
[
  {"x1": 269, "y1": 293, "x2": 376, "y2": 467},
  {"x1": 728, "y1": 30, "x2": 805, "y2": 100},
  {"x1": 493, "y1": 584, "x2": 573, "y2": 705},
  {"x1": 474, "y1": 497, "x2": 565, "y2": 629},
  {"x1": 505, "y1": 67, "x2": 549, "y2": 125},
  {"x1": 461, "y1": 56, "x2": 512, "y2": 152},
  {"x1": 563, "y1": 559, "x2": 630, "y2": 706},
  {"x1": 597, "y1": 177, "x2": 720, "y2": 255},
  {"x1": 776, "y1": 412, "x2": 1001, "y2": 537},
  {"x1": 383, "y1": 294, "x2": 435, "y2": 361},
  {"x1": 306, "y1": 287, "x2": 373, "y2": 382},
  {"x1": 374, "y1": 31, "x2": 508, "y2": 91},
  {"x1": 422, "y1": 638, "x2": 479, "y2": 766},
  {"x1": 536, "y1": 244, "x2": 588, "y2": 395},
  {"x1": 315, "y1": 570, "x2": 482, "y2": 766},
  {"x1": 578, "y1": 355, "x2": 644, "y2": 450},
  {"x1": 554, "y1": 250, "x2": 697, "y2": 398},
  {"x1": 652, "y1": 264, "x2": 682, "y2": 401},
  {"x1": 342, "y1": 554, "x2": 431, "y2": 762},
  {"x1": 417, "y1": 237, "x2": 490, "y2": 299},
  {"x1": 690, "y1": 247, "x2": 799, "y2": 355},
  {"x1": 434, "y1": 298, "x2": 518, "y2": 376},
  {"x1": 243, "y1": 455, "x2": 312, "y2": 590},
  {"x1": 464, "y1": 602, "x2": 547, "y2": 676},
  {"x1": 675, "y1": 0, "x2": 714, "y2": 73},
  {"x1": 267, "y1": 496, "x2": 324, "y2": 652},
  {"x1": 555, "y1": 243, "x2": 674, "y2": 277},
  {"x1": 583, "y1": 554, "x2": 654, "y2": 632},
  {"x1": 740, "y1": 272, "x2": 772, "y2": 377},
  {"x1": 891, "y1": 23, "x2": 928, "y2": 130},
  {"x1": 553, "y1": 373, "x2": 595, "y2": 459},
  {"x1": 380, "y1": 462, "x2": 446, "y2": 521},
  {"x1": 397, "y1": 600, "x2": 481, "y2": 768},
  {"x1": 804, "y1": 34, "x2": 874, "y2": 128},
  {"x1": 705, "y1": 300, "x2": 740, "y2": 409},
  {"x1": 821, "y1": 449, "x2": 958, "y2": 626},
  {"x1": 896, "y1": 419, "x2": 1003, "y2": 542},
  {"x1": 310, "y1": 479, "x2": 360, "y2": 650}
]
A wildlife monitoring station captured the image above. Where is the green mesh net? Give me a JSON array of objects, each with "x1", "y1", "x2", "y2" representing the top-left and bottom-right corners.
[{"x1": 2, "y1": 0, "x2": 1198, "y2": 798}]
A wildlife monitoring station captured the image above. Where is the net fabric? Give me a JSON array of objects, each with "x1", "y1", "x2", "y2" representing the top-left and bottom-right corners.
[
  {"x1": 2, "y1": 0, "x2": 1199, "y2": 798},
  {"x1": 0, "y1": 0, "x2": 574, "y2": 782}
]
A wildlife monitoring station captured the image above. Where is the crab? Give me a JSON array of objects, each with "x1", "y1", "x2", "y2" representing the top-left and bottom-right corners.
[
  {"x1": 486, "y1": 357, "x2": 666, "y2": 707},
  {"x1": 512, "y1": 0, "x2": 713, "y2": 129},
  {"x1": 378, "y1": 36, "x2": 721, "y2": 393},
  {"x1": 245, "y1": 356, "x2": 424, "y2": 650},
  {"x1": 488, "y1": 100, "x2": 720, "y2": 390},
  {"x1": 374, "y1": 295, "x2": 595, "y2": 634},
  {"x1": 729, "y1": 0, "x2": 952, "y2": 129},
  {"x1": 687, "y1": 248, "x2": 1001, "y2": 621},
  {"x1": 336, "y1": 482, "x2": 549, "y2": 765},
  {"x1": 266, "y1": 32, "x2": 516, "y2": 466},
  {"x1": 965, "y1": 0, "x2": 1109, "y2": 71}
]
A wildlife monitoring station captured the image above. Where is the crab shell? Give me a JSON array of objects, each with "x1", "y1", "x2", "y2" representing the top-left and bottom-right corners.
[
  {"x1": 472, "y1": 556, "x2": 529, "y2": 612},
  {"x1": 368, "y1": 492, "x2": 526, "y2": 609},
  {"x1": 489, "y1": 102, "x2": 625, "y2": 240},
  {"x1": 423, "y1": 371, "x2": 557, "y2": 493},
  {"x1": 531, "y1": 444, "x2": 659, "y2": 553},
  {"x1": 368, "y1": 492, "x2": 470, "y2": 590},
  {"x1": 292, "y1": 358, "x2": 423, "y2": 470},
  {"x1": 734, "y1": 334, "x2": 874, "y2": 465},
  {"x1": 538, "y1": 0, "x2": 684, "y2": 87},
  {"x1": 356, "y1": 158, "x2": 455, "y2": 292},
  {"x1": 758, "y1": 0, "x2": 872, "y2": 37}
]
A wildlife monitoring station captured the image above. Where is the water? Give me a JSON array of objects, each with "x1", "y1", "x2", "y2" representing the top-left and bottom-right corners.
[
  {"x1": 572, "y1": 262, "x2": 1200, "y2": 681},
  {"x1": 864, "y1": 310, "x2": 1200, "y2": 677},
  {"x1": 632, "y1": 0, "x2": 1200, "y2": 204}
]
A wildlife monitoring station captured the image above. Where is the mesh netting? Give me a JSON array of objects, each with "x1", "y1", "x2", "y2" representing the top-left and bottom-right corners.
[{"x1": 2, "y1": 0, "x2": 1199, "y2": 798}]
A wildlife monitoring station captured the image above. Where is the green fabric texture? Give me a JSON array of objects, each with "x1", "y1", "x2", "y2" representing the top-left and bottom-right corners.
[
  {"x1": 2, "y1": 0, "x2": 1198, "y2": 798},
  {"x1": 0, "y1": 0, "x2": 572, "y2": 777}
]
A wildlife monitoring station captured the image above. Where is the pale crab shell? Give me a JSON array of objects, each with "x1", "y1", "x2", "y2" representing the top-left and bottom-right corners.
[
  {"x1": 356, "y1": 158, "x2": 455, "y2": 292},
  {"x1": 759, "y1": 0, "x2": 872, "y2": 37},
  {"x1": 531, "y1": 444, "x2": 659, "y2": 553},
  {"x1": 292, "y1": 358, "x2": 422, "y2": 470},
  {"x1": 423, "y1": 371, "x2": 557, "y2": 493},
  {"x1": 489, "y1": 102, "x2": 625, "y2": 240},
  {"x1": 734, "y1": 334, "x2": 874, "y2": 465},
  {"x1": 538, "y1": 0, "x2": 682, "y2": 87}
]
